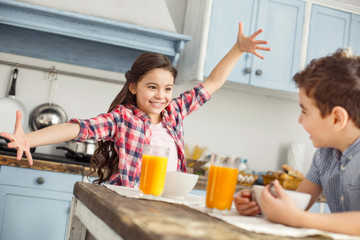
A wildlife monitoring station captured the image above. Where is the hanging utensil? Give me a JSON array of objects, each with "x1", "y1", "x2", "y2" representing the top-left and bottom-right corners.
[
  {"x1": 29, "y1": 67, "x2": 68, "y2": 131},
  {"x1": 0, "y1": 68, "x2": 28, "y2": 132}
]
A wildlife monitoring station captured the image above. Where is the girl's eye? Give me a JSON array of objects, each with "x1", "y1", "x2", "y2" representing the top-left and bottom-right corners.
[
  {"x1": 148, "y1": 86, "x2": 156, "y2": 89},
  {"x1": 165, "y1": 87, "x2": 173, "y2": 92}
]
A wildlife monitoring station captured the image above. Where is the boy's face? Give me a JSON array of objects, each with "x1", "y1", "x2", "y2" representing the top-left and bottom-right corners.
[
  {"x1": 298, "y1": 88, "x2": 334, "y2": 148},
  {"x1": 129, "y1": 68, "x2": 174, "y2": 123}
]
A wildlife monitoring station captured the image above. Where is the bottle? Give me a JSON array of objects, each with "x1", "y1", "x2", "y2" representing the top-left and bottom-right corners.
[{"x1": 238, "y1": 158, "x2": 251, "y2": 174}]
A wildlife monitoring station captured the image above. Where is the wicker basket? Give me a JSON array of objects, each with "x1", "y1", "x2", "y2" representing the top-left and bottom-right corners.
[
  {"x1": 262, "y1": 174, "x2": 302, "y2": 190},
  {"x1": 238, "y1": 171, "x2": 259, "y2": 186}
]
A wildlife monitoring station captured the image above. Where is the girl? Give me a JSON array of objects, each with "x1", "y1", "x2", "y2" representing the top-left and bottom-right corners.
[{"x1": 0, "y1": 22, "x2": 270, "y2": 187}]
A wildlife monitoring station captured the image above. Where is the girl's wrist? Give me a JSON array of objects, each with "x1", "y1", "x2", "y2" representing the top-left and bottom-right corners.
[
  {"x1": 27, "y1": 138, "x2": 33, "y2": 148},
  {"x1": 235, "y1": 42, "x2": 244, "y2": 52},
  {"x1": 234, "y1": 43, "x2": 244, "y2": 53}
]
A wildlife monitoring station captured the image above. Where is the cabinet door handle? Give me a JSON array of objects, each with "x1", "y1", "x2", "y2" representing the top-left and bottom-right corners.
[
  {"x1": 244, "y1": 68, "x2": 251, "y2": 74},
  {"x1": 36, "y1": 177, "x2": 45, "y2": 185},
  {"x1": 255, "y1": 69, "x2": 263, "y2": 76}
]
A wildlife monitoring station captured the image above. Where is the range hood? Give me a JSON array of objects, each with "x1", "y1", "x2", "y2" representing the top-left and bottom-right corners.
[{"x1": 0, "y1": 0, "x2": 191, "y2": 73}]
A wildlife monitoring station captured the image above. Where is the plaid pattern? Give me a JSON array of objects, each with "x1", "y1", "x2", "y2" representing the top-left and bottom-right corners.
[
  {"x1": 306, "y1": 137, "x2": 360, "y2": 212},
  {"x1": 69, "y1": 84, "x2": 211, "y2": 187}
]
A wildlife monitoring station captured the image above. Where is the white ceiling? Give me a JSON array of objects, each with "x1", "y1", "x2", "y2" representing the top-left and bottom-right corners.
[{"x1": 339, "y1": 0, "x2": 360, "y2": 6}]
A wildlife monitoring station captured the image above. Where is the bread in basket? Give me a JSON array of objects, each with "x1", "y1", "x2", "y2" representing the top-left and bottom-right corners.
[{"x1": 262, "y1": 164, "x2": 304, "y2": 190}]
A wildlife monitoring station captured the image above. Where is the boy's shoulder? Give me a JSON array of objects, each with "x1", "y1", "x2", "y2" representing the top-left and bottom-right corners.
[{"x1": 314, "y1": 137, "x2": 360, "y2": 163}]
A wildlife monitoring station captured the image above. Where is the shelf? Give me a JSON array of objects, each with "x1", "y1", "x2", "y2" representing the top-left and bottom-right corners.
[{"x1": 0, "y1": 0, "x2": 191, "y2": 73}]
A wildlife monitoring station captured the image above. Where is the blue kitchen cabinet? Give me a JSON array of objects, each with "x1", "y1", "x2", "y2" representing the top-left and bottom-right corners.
[
  {"x1": 83, "y1": 175, "x2": 98, "y2": 184},
  {"x1": 0, "y1": 0, "x2": 191, "y2": 73},
  {"x1": 179, "y1": 0, "x2": 359, "y2": 95},
  {"x1": 190, "y1": 189, "x2": 207, "y2": 196},
  {"x1": 0, "y1": 165, "x2": 82, "y2": 240},
  {"x1": 324, "y1": 203, "x2": 331, "y2": 214},
  {"x1": 306, "y1": 4, "x2": 360, "y2": 63},
  {"x1": 204, "y1": 0, "x2": 305, "y2": 92},
  {"x1": 309, "y1": 202, "x2": 331, "y2": 214},
  {"x1": 308, "y1": 201, "x2": 320, "y2": 213},
  {"x1": 350, "y1": 14, "x2": 360, "y2": 55}
]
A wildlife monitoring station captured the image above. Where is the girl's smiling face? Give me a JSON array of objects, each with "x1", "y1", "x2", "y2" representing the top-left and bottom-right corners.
[
  {"x1": 298, "y1": 87, "x2": 335, "y2": 148},
  {"x1": 129, "y1": 68, "x2": 174, "y2": 123}
]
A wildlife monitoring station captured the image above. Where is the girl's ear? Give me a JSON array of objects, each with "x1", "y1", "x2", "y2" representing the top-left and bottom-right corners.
[
  {"x1": 129, "y1": 83, "x2": 136, "y2": 95},
  {"x1": 331, "y1": 106, "x2": 349, "y2": 131}
]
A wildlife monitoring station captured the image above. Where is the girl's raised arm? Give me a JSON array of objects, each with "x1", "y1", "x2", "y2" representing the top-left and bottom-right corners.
[
  {"x1": 0, "y1": 110, "x2": 80, "y2": 165},
  {"x1": 202, "y1": 22, "x2": 270, "y2": 95}
]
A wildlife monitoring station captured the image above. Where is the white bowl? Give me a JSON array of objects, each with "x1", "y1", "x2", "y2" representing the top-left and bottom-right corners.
[
  {"x1": 253, "y1": 185, "x2": 311, "y2": 212},
  {"x1": 162, "y1": 172, "x2": 199, "y2": 199}
]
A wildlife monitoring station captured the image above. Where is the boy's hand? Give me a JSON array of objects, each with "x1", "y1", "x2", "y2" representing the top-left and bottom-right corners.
[
  {"x1": 0, "y1": 110, "x2": 33, "y2": 165},
  {"x1": 234, "y1": 189, "x2": 261, "y2": 216},
  {"x1": 237, "y1": 22, "x2": 271, "y2": 59},
  {"x1": 260, "y1": 180, "x2": 301, "y2": 225}
]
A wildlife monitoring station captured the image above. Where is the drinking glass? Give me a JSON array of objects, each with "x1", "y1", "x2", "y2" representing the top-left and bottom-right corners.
[
  {"x1": 139, "y1": 144, "x2": 169, "y2": 196},
  {"x1": 205, "y1": 153, "x2": 241, "y2": 214}
]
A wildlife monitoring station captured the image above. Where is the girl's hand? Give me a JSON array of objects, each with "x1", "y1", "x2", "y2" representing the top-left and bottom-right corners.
[
  {"x1": 234, "y1": 189, "x2": 261, "y2": 216},
  {"x1": 237, "y1": 22, "x2": 271, "y2": 59},
  {"x1": 0, "y1": 110, "x2": 33, "y2": 165},
  {"x1": 260, "y1": 180, "x2": 302, "y2": 225}
]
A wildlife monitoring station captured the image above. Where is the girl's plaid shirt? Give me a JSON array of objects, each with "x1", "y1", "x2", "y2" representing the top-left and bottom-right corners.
[{"x1": 69, "y1": 84, "x2": 211, "y2": 187}]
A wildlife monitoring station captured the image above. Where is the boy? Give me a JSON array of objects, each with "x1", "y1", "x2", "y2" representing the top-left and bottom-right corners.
[{"x1": 234, "y1": 48, "x2": 360, "y2": 236}]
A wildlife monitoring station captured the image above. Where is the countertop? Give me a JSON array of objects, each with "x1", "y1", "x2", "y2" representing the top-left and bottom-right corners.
[
  {"x1": 0, "y1": 153, "x2": 93, "y2": 177},
  {"x1": 0, "y1": 154, "x2": 326, "y2": 202}
]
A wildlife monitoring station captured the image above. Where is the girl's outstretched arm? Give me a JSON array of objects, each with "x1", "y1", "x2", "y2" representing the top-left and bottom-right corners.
[
  {"x1": 0, "y1": 110, "x2": 80, "y2": 165},
  {"x1": 202, "y1": 22, "x2": 270, "y2": 95}
]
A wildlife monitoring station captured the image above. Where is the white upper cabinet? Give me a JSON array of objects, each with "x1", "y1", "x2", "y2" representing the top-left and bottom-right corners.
[{"x1": 177, "y1": 0, "x2": 360, "y2": 94}]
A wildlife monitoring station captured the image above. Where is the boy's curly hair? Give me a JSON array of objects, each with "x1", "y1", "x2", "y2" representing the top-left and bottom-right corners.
[{"x1": 293, "y1": 48, "x2": 360, "y2": 128}]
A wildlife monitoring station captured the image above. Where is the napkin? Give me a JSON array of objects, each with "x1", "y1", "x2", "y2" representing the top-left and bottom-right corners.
[
  {"x1": 105, "y1": 184, "x2": 204, "y2": 206},
  {"x1": 210, "y1": 209, "x2": 360, "y2": 240},
  {"x1": 105, "y1": 185, "x2": 359, "y2": 240}
]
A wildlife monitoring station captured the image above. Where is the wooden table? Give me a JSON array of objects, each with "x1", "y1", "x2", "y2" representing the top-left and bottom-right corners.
[{"x1": 66, "y1": 182, "x2": 330, "y2": 240}]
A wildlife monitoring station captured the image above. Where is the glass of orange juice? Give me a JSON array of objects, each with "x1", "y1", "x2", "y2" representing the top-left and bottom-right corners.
[
  {"x1": 205, "y1": 153, "x2": 241, "y2": 214},
  {"x1": 139, "y1": 144, "x2": 169, "y2": 197}
]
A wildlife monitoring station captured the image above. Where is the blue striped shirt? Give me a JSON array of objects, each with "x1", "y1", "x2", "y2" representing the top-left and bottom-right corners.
[{"x1": 306, "y1": 137, "x2": 360, "y2": 212}]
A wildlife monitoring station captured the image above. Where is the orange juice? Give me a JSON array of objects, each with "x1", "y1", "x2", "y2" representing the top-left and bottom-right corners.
[
  {"x1": 139, "y1": 154, "x2": 168, "y2": 196},
  {"x1": 206, "y1": 165, "x2": 239, "y2": 210}
]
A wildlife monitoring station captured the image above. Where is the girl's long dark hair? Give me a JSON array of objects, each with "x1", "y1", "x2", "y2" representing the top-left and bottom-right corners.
[{"x1": 90, "y1": 53, "x2": 178, "y2": 185}]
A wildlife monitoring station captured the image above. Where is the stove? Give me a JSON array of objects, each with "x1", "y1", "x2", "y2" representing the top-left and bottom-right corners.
[
  {"x1": 0, "y1": 142, "x2": 91, "y2": 168},
  {"x1": 0, "y1": 136, "x2": 91, "y2": 166}
]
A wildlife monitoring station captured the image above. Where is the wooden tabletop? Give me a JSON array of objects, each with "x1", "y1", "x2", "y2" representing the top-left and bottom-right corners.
[{"x1": 73, "y1": 182, "x2": 329, "y2": 240}]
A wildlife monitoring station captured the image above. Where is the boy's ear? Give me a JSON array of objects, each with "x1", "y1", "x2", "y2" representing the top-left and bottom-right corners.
[
  {"x1": 129, "y1": 83, "x2": 136, "y2": 95},
  {"x1": 331, "y1": 106, "x2": 349, "y2": 130}
]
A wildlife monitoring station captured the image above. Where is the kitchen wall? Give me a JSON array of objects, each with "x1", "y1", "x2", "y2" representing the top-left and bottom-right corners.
[{"x1": 0, "y1": 0, "x2": 326, "y2": 173}]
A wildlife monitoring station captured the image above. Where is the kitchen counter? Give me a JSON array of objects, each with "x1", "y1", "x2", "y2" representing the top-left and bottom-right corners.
[
  {"x1": 0, "y1": 154, "x2": 326, "y2": 203},
  {"x1": 0, "y1": 154, "x2": 94, "y2": 177},
  {"x1": 67, "y1": 182, "x2": 330, "y2": 240}
]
